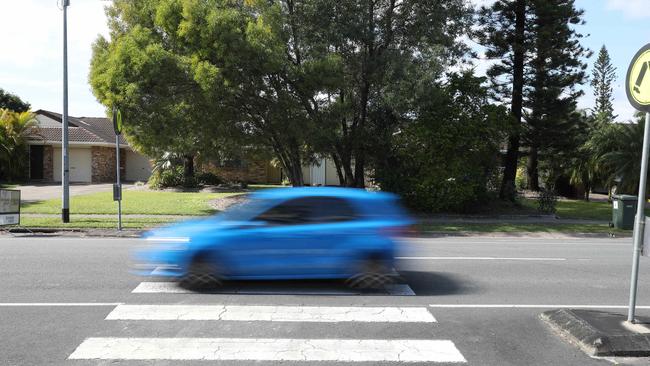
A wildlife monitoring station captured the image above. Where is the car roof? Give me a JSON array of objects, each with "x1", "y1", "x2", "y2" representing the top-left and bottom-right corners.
[{"x1": 252, "y1": 187, "x2": 397, "y2": 201}]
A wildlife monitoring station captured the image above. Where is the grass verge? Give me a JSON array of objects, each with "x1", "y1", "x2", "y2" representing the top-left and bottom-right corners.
[
  {"x1": 417, "y1": 223, "x2": 626, "y2": 234},
  {"x1": 520, "y1": 198, "x2": 611, "y2": 221},
  {"x1": 21, "y1": 190, "x2": 241, "y2": 215},
  {"x1": 15, "y1": 216, "x2": 184, "y2": 229}
]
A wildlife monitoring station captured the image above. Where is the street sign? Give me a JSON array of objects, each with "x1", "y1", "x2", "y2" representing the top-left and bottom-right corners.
[
  {"x1": 0, "y1": 189, "x2": 20, "y2": 226},
  {"x1": 113, "y1": 184, "x2": 122, "y2": 201},
  {"x1": 112, "y1": 108, "x2": 123, "y2": 135},
  {"x1": 626, "y1": 43, "x2": 650, "y2": 113}
]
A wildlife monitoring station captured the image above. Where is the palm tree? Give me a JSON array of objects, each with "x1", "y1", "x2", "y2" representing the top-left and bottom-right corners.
[
  {"x1": 0, "y1": 109, "x2": 39, "y2": 181},
  {"x1": 597, "y1": 114, "x2": 646, "y2": 194}
]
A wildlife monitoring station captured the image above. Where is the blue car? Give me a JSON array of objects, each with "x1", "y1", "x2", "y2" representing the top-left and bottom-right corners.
[{"x1": 135, "y1": 187, "x2": 412, "y2": 289}]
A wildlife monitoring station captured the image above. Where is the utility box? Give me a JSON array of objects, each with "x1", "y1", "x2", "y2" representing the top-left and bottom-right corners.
[{"x1": 612, "y1": 194, "x2": 638, "y2": 230}]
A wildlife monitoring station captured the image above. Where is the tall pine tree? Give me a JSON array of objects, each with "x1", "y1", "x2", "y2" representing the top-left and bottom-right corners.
[
  {"x1": 477, "y1": 0, "x2": 529, "y2": 200},
  {"x1": 591, "y1": 45, "x2": 617, "y2": 122},
  {"x1": 524, "y1": 0, "x2": 589, "y2": 191}
]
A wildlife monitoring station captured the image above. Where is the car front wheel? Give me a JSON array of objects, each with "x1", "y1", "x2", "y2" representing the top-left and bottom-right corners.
[{"x1": 179, "y1": 257, "x2": 222, "y2": 290}]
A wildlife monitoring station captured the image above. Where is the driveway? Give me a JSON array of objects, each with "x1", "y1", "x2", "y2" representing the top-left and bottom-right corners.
[{"x1": 9, "y1": 183, "x2": 131, "y2": 202}]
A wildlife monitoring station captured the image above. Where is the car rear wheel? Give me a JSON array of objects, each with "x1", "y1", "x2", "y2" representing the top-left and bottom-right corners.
[
  {"x1": 179, "y1": 257, "x2": 222, "y2": 290},
  {"x1": 346, "y1": 257, "x2": 394, "y2": 290}
]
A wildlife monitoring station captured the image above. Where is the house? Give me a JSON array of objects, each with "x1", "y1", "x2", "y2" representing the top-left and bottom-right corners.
[{"x1": 27, "y1": 110, "x2": 153, "y2": 183}]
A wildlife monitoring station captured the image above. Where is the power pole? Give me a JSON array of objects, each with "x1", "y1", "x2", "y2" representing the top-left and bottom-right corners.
[{"x1": 62, "y1": 0, "x2": 70, "y2": 223}]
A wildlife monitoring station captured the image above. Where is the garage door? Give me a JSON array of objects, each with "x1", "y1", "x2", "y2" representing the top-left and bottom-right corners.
[
  {"x1": 126, "y1": 150, "x2": 152, "y2": 182},
  {"x1": 53, "y1": 147, "x2": 92, "y2": 182}
]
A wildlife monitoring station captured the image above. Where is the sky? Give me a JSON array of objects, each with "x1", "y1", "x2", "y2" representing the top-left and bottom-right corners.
[{"x1": 0, "y1": 0, "x2": 648, "y2": 121}]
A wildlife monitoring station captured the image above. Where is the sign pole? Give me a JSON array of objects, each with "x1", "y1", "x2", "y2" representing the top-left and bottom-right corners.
[
  {"x1": 116, "y1": 134, "x2": 122, "y2": 231},
  {"x1": 628, "y1": 111, "x2": 650, "y2": 323},
  {"x1": 625, "y1": 43, "x2": 650, "y2": 323},
  {"x1": 61, "y1": 0, "x2": 70, "y2": 223},
  {"x1": 113, "y1": 107, "x2": 123, "y2": 231}
]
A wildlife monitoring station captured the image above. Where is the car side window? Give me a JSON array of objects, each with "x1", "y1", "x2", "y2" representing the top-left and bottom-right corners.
[
  {"x1": 306, "y1": 197, "x2": 356, "y2": 223},
  {"x1": 254, "y1": 196, "x2": 356, "y2": 226},
  {"x1": 255, "y1": 199, "x2": 311, "y2": 226}
]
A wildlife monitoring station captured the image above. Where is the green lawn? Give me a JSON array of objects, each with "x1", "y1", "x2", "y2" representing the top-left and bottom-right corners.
[
  {"x1": 21, "y1": 190, "x2": 243, "y2": 215},
  {"x1": 417, "y1": 222, "x2": 625, "y2": 234},
  {"x1": 17, "y1": 216, "x2": 180, "y2": 229},
  {"x1": 520, "y1": 198, "x2": 612, "y2": 221}
]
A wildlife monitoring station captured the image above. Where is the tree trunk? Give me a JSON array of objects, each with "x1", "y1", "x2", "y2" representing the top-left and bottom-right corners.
[
  {"x1": 331, "y1": 152, "x2": 345, "y2": 187},
  {"x1": 499, "y1": 0, "x2": 526, "y2": 201},
  {"x1": 183, "y1": 154, "x2": 195, "y2": 182},
  {"x1": 527, "y1": 146, "x2": 540, "y2": 191}
]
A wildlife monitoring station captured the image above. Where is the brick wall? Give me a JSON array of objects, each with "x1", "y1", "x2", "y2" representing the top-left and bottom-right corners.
[
  {"x1": 43, "y1": 145, "x2": 53, "y2": 181},
  {"x1": 91, "y1": 146, "x2": 126, "y2": 183},
  {"x1": 199, "y1": 160, "x2": 280, "y2": 184}
]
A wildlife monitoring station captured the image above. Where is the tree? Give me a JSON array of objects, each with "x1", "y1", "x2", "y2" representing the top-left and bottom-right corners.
[
  {"x1": 89, "y1": 0, "x2": 245, "y2": 184},
  {"x1": 524, "y1": 0, "x2": 589, "y2": 191},
  {"x1": 373, "y1": 73, "x2": 509, "y2": 212},
  {"x1": 597, "y1": 113, "x2": 647, "y2": 194},
  {"x1": 91, "y1": 0, "x2": 471, "y2": 187},
  {"x1": 304, "y1": 0, "x2": 471, "y2": 187},
  {"x1": 0, "y1": 89, "x2": 30, "y2": 113},
  {"x1": 0, "y1": 109, "x2": 38, "y2": 181},
  {"x1": 477, "y1": 0, "x2": 528, "y2": 201},
  {"x1": 591, "y1": 45, "x2": 617, "y2": 123}
]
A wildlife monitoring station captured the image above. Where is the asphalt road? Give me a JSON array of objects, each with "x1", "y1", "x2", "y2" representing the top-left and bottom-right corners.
[{"x1": 2, "y1": 235, "x2": 650, "y2": 365}]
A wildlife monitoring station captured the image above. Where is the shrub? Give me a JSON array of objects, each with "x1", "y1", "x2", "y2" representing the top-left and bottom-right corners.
[
  {"x1": 148, "y1": 166, "x2": 184, "y2": 189},
  {"x1": 372, "y1": 73, "x2": 510, "y2": 213},
  {"x1": 196, "y1": 172, "x2": 223, "y2": 186},
  {"x1": 515, "y1": 167, "x2": 527, "y2": 191},
  {"x1": 537, "y1": 189, "x2": 558, "y2": 214}
]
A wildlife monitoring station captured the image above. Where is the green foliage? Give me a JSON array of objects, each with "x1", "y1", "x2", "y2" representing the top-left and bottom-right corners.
[
  {"x1": 536, "y1": 189, "x2": 558, "y2": 214},
  {"x1": 515, "y1": 167, "x2": 528, "y2": 191},
  {"x1": 195, "y1": 171, "x2": 223, "y2": 186},
  {"x1": 0, "y1": 109, "x2": 37, "y2": 181},
  {"x1": 591, "y1": 45, "x2": 617, "y2": 122},
  {"x1": 373, "y1": 73, "x2": 509, "y2": 213},
  {"x1": 0, "y1": 89, "x2": 30, "y2": 113},
  {"x1": 148, "y1": 166, "x2": 184, "y2": 189}
]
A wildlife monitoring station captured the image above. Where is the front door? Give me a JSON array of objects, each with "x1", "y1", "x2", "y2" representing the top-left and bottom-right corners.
[{"x1": 29, "y1": 145, "x2": 44, "y2": 180}]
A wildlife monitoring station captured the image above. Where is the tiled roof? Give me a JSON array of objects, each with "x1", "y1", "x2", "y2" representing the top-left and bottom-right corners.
[
  {"x1": 30, "y1": 109, "x2": 128, "y2": 145},
  {"x1": 29, "y1": 127, "x2": 105, "y2": 143}
]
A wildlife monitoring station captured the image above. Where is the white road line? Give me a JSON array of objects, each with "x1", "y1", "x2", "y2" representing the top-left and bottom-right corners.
[
  {"x1": 397, "y1": 256, "x2": 566, "y2": 261},
  {"x1": 0, "y1": 303, "x2": 123, "y2": 307},
  {"x1": 428, "y1": 304, "x2": 650, "y2": 309},
  {"x1": 106, "y1": 304, "x2": 435, "y2": 323},
  {"x1": 68, "y1": 337, "x2": 466, "y2": 362},
  {"x1": 132, "y1": 282, "x2": 412, "y2": 295}
]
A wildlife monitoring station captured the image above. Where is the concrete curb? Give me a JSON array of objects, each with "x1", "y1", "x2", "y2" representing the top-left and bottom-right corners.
[
  {"x1": 3, "y1": 227, "x2": 144, "y2": 238},
  {"x1": 541, "y1": 309, "x2": 650, "y2": 357}
]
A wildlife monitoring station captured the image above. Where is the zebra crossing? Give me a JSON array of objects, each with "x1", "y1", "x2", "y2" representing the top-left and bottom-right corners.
[{"x1": 67, "y1": 279, "x2": 467, "y2": 363}]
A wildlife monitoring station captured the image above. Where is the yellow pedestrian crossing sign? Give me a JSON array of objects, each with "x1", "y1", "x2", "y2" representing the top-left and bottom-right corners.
[{"x1": 627, "y1": 44, "x2": 650, "y2": 112}]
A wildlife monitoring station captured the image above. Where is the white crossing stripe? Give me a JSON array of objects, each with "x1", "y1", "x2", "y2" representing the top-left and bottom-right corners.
[
  {"x1": 132, "y1": 281, "x2": 415, "y2": 295},
  {"x1": 68, "y1": 337, "x2": 466, "y2": 362},
  {"x1": 106, "y1": 304, "x2": 435, "y2": 323}
]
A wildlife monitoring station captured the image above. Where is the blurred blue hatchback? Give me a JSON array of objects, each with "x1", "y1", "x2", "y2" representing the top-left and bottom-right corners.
[{"x1": 135, "y1": 187, "x2": 412, "y2": 289}]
